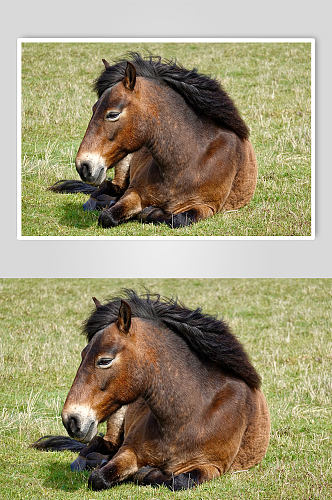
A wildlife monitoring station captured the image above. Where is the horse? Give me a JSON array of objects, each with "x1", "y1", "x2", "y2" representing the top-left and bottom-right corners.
[
  {"x1": 51, "y1": 53, "x2": 257, "y2": 228},
  {"x1": 31, "y1": 290, "x2": 270, "y2": 491}
]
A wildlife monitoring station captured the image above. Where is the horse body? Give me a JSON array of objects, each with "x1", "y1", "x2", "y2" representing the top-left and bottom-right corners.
[
  {"x1": 121, "y1": 375, "x2": 269, "y2": 478},
  {"x1": 125, "y1": 79, "x2": 256, "y2": 216},
  {"x1": 92, "y1": 73, "x2": 257, "y2": 228},
  {"x1": 53, "y1": 54, "x2": 257, "y2": 228},
  {"x1": 53, "y1": 291, "x2": 269, "y2": 491},
  {"x1": 126, "y1": 135, "x2": 256, "y2": 217}
]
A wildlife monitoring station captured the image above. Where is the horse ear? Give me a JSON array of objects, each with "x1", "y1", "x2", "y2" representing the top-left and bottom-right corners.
[
  {"x1": 123, "y1": 62, "x2": 136, "y2": 91},
  {"x1": 102, "y1": 58, "x2": 110, "y2": 69},
  {"x1": 117, "y1": 300, "x2": 132, "y2": 334},
  {"x1": 92, "y1": 296, "x2": 102, "y2": 309}
]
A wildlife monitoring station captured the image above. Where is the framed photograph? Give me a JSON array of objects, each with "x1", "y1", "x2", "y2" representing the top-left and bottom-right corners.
[
  {"x1": 17, "y1": 38, "x2": 315, "y2": 239},
  {"x1": 1, "y1": 278, "x2": 329, "y2": 497}
]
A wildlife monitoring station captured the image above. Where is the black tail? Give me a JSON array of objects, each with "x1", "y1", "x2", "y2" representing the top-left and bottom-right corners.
[
  {"x1": 49, "y1": 180, "x2": 97, "y2": 195},
  {"x1": 30, "y1": 435, "x2": 86, "y2": 452}
]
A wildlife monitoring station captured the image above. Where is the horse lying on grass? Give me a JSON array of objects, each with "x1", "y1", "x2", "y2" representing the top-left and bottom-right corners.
[
  {"x1": 51, "y1": 53, "x2": 257, "y2": 228},
  {"x1": 31, "y1": 290, "x2": 270, "y2": 491}
]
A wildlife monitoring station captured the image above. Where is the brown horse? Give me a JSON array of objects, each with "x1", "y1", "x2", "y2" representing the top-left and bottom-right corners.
[
  {"x1": 32, "y1": 290, "x2": 270, "y2": 491},
  {"x1": 52, "y1": 53, "x2": 257, "y2": 228}
]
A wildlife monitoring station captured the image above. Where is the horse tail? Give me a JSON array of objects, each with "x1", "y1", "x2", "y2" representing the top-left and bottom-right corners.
[
  {"x1": 30, "y1": 435, "x2": 86, "y2": 452},
  {"x1": 48, "y1": 180, "x2": 97, "y2": 194}
]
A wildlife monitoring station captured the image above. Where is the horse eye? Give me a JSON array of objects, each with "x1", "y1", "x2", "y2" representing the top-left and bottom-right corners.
[
  {"x1": 105, "y1": 111, "x2": 120, "y2": 121},
  {"x1": 96, "y1": 357, "x2": 114, "y2": 368}
]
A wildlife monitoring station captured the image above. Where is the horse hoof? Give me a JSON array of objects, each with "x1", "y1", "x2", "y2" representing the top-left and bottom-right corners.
[
  {"x1": 85, "y1": 452, "x2": 110, "y2": 469},
  {"x1": 139, "y1": 206, "x2": 167, "y2": 224},
  {"x1": 166, "y1": 211, "x2": 196, "y2": 228},
  {"x1": 98, "y1": 210, "x2": 119, "y2": 228},
  {"x1": 70, "y1": 456, "x2": 87, "y2": 471},
  {"x1": 83, "y1": 198, "x2": 97, "y2": 211},
  {"x1": 95, "y1": 195, "x2": 117, "y2": 210},
  {"x1": 139, "y1": 206, "x2": 157, "y2": 222}
]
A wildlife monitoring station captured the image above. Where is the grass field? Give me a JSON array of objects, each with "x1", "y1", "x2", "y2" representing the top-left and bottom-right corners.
[
  {"x1": 0, "y1": 279, "x2": 330, "y2": 499},
  {"x1": 20, "y1": 42, "x2": 312, "y2": 237}
]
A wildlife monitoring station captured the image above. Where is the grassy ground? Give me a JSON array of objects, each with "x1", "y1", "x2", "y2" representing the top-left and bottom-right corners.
[
  {"x1": 0, "y1": 279, "x2": 330, "y2": 499},
  {"x1": 20, "y1": 42, "x2": 312, "y2": 237}
]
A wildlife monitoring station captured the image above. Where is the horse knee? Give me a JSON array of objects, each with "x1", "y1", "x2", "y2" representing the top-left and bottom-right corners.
[
  {"x1": 98, "y1": 209, "x2": 119, "y2": 227},
  {"x1": 98, "y1": 190, "x2": 142, "y2": 227}
]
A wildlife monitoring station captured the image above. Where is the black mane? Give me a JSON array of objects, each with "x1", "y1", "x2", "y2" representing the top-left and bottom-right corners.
[
  {"x1": 84, "y1": 289, "x2": 260, "y2": 389},
  {"x1": 94, "y1": 53, "x2": 249, "y2": 140}
]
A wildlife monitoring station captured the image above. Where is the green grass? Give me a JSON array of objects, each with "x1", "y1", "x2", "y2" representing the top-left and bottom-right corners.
[
  {"x1": 20, "y1": 42, "x2": 312, "y2": 237},
  {"x1": 0, "y1": 279, "x2": 330, "y2": 499}
]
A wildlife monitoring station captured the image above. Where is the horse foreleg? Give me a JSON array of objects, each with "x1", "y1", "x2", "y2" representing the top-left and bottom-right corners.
[
  {"x1": 133, "y1": 464, "x2": 220, "y2": 490},
  {"x1": 70, "y1": 435, "x2": 119, "y2": 471},
  {"x1": 94, "y1": 155, "x2": 131, "y2": 199},
  {"x1": 88, "y1": 447, "x2": 138, "y2": 491},
  {"x1": 71, "y1": 406, "x2": 127, "y2": 471},
  {"x1": 112, "y1": 154, "x2": 131, "y2": 192},
  {"x1": 82, "y1": 180, "x2": 124, "y2": 212},
  {"x1": 98, "y1": 190, "x2": 142, "y2": 228},
  {"x1": 83, "y1": 155, "x2": 131, "y2": 212}
]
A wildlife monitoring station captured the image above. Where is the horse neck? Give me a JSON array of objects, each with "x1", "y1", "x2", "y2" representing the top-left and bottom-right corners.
[
  {"x1": 142, "y1": 81, "x2": 209, "y2": 170},
  {"x1": 137, "y1": 321, "x2": 217, "y2": 431}
]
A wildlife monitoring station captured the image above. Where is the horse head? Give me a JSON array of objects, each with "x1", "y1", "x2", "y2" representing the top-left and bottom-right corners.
[
  {"x1": 61, "y1": 299, "x2": 141, "y2": 442},
  {"x1": 75, "y1": 61, "x2": 142, "y2": 185}
]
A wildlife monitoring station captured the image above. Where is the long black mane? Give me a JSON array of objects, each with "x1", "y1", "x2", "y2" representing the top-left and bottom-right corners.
[
  {"x1": 94, "y1": 53, "x2": 249, "y2": 140},
  {"x1": 84, "y1": 290, "x2": 260, "y2": 389}
]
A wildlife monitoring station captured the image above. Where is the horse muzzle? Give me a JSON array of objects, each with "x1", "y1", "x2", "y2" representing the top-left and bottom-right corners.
[
  {"x1": 62, "y1": 406, "x2": 98, "y2": 443},
  {"x1": 75, "y1": 155, "x2": 107, "y2": 186}
]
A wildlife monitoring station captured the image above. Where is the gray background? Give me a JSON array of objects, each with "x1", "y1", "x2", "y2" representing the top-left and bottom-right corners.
[{"x1": 2, "y1": 0, "x2": 331, "y2": 277}]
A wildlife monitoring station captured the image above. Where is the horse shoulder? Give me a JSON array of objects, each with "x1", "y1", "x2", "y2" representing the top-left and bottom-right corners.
[{"x1": 204, "y1": 377, "x2": 250, "y2": 421}]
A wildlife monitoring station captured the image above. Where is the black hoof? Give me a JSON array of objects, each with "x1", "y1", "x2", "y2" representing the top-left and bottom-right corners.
[
  {"x1": 70, "y1": 456, "x2": 87, "y2": 471},
  {"x1": 165, "y1": 473, "x2": 197, "y2": 490},
  {"x1": 98, "y1": 210, "x2": 119, "y2": 228},
  {"x1": 83, "y1": 197, "x2": 98, "y2": 212},
  {"x1": 139, "y1": 206, "x2": 158, "y2": 222},
  {"x1": 95, "y1": 195, "x2": 116, "y2": 210},
  {"x1": 139, "y1": 206, "x2": 168, "y2": 225},
  {"x1": 85, "y1": 452, "x2": 109, "y2": 469},
  {"x1": 166, "y1": 211, "x2": 196, "y2": 228},
  {"x1": 88, "y1": 469, "x2": 112, "y2": 491}
]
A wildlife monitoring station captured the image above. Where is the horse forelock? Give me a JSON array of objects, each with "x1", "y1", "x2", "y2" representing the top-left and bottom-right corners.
[
  {"x1": 93, "y1": 53, "x2": 249, "y2": 140},
  {"x1": 83, "y1": 289, "x2": 261, "y2": 390}
]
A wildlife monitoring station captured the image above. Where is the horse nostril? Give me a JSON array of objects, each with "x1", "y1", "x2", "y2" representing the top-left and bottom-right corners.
[
  {"x1": 69, "y1": 415, "x2": 80, "y2": 435},
  {"x1": 80, "y1": 161, "x2": 92, "y2": 179}
]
